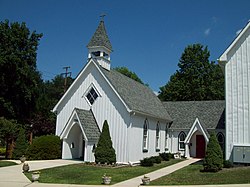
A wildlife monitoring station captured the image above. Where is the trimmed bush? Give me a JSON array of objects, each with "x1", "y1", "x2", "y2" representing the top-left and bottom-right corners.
[
  {"x1": 12, "y1": 128, "x2": 28, "y2": 159},
  {"x1": 94, "y1": 120, "x2": 116, "y2": 164},
  {"x1": 203, "y1": 132, "x2": 223, "y2": 172},
  {"x1": 140, "y1": 157, "x2": 154, "y2": 167},
  {"x1": 26, "y1": 135, "x2": 61, "y2": 160},
  {"x1": 151, "y1": 156, "x2": 162, "y2": 164},
  {"x1": 159, "y1": 152, "x2": 171, "y2": 161}
]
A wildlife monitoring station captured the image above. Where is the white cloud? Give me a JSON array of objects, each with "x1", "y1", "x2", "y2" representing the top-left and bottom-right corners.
[
  {"x1": 204, "y1": 28, "x2": 211, "y2": 36},
  {"x1": 236, "y1": 29, "x2": 242, "y2": 36}
]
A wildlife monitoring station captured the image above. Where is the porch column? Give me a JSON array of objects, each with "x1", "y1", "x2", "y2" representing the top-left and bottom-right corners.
[{"x1": 185, "y1": 143, "x2": 190, "y2": 158}]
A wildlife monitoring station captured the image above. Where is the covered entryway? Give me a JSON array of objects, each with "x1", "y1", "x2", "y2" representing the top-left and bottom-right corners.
[
  {"x1": 196, "y1": 135, "x2": 205, "y2": 158},
  {"x1": 60, "y1": 108, "x2": 100, "y2": 161},
  {"x1": 184, "y1": 118, "x2": 209, "y2": 158}
]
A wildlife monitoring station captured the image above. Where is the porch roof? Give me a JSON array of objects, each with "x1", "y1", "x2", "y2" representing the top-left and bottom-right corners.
[
  {"x1": 163, "y1": 100, "x2": 225, "y2": 130},
  {"x1": 75, "y1": 108, "x2": 101, "y2": 142}
]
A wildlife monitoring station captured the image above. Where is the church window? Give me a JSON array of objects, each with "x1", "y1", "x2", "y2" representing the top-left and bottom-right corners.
[
  {"x1": 156, "y1": 122, "x2": 160, "y2": 151},
  {"x1": 86, "y1": 87, "x2": 98, "y2": 105},
  {"x1": 143, "y1": 119, "x2": 149, "y2": 151},
  {"x1": 178, "y1": 131, "x2": 186, "y2": 150},
  {"x1": 217, "y1": 132, "x2": 225, "y2": 153},
  {"x1": 165, "y1": 124, "x2": 168, "y2": 150}
]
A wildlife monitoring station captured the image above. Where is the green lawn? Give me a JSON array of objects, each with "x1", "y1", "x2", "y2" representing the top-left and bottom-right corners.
[
  {"x1": 0, "y1": 160, "x2": 17, "y2": 167},
  {"x1": 150, "y1": 161, "x2": 250, "y2": 185},
  {"x1": 25, "y1": 159, "x2": 183, "y2": 185}
]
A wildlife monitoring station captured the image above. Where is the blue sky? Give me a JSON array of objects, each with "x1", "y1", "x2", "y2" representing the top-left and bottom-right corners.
[{"x1": 1, "y1": 0, "x2": 250, "y2": 91}]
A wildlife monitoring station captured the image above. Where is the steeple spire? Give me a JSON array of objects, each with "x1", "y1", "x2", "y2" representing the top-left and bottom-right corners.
[
  {"x1": 87, "y1": 18, "x2": 112, "y2": 51},
  {"x1": 87, "y1": 17, "x2": 113, "y2": 70}
]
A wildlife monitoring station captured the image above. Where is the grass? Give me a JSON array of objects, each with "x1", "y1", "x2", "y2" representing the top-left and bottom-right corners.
[
  {"x1": 150, "y1": 161, "x2": 250, "y2": 185},
  {"x1": 0, "y1": 160, "x2": 17, "y2": 167},
  {"x1": 24, "y1": 159, "x2": 183, "y2": 185}
]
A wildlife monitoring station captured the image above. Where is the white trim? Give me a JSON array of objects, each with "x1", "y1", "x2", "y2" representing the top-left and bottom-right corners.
[
  {"x1": 52, "y1": 59, "x2": 132, "y2": 115},
  {"x1": 184, "y1": 118, "x2": 209, "y2": 144},
  {"x1": 218, "y1": 21, "x2": 250, "y2": 62},
  {"x1": 60, "y1": 110, "x2": 88, "y2": 141}
]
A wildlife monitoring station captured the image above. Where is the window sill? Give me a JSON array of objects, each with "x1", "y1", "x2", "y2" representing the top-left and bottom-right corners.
[{"x1": 143, "y1": 149, "x2": 148, "y2": 153}]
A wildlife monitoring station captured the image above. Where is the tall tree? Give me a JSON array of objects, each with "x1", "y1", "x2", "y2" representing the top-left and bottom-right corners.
[
  {"x1": 158, "y1": 44, "x2": 224, "y2": 101},
  {"x1": 32, "y1": 75, "x2": 74, "y2": 137},
  {"x1": 0, "y1": 20, "x2": 43, "y2": 123}
]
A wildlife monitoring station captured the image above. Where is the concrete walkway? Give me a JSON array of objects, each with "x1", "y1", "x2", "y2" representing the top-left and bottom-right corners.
[{"x1": 0, "y1": 158, "x2": 250, "y2": 187}]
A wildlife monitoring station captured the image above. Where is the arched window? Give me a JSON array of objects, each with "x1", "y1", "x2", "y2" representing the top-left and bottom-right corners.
[
  {"x1": 217, "y1": 132, "x2": 225, "y2": 153},
  {"x1": 165, "y1": 124, "x2": 168, "y2": 150},
  {"x1": 178, "y1": 132, "x2": 186, "y2": 150},
  {"x1": 156, "y1": 122, "x2": 160, "y2": 150},
  {"x1": 143, "y1": 119, "x2": 149, "y2": 151}
]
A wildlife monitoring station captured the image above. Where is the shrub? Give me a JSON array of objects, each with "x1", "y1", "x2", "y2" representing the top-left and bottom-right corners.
[
  {"x1": 140, "y1": 157, "x2": 154, "y2": 167},
  {"x1": 12, "y1": 128, "x2": 28, "y2": 159},
  {"x1": 159, "y1": 152, "x2": 171, "y2": 161},
  {"x1": 94, "y1": 120, "x2": 116, "y2": 164},
  {"x1": 26, "y1": 135, "x2": 61, "y2": 160},
  {"x1": 203, "y1": 132, "x2": 223, "y2": 172},
  {"x1": 151, "y1": 156, "x2": 162, "y2": 164},
  {"x1": 223, "y1": 160, "x2": 233, "y2": 168},
  {"x1": 0, "y1": 147, "x2": 6, "y2": 156}
]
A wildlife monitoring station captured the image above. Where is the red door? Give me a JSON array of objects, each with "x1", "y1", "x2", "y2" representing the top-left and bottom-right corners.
[{"x1": 196, "y1": 135, "x2": 205, "y2": 158}]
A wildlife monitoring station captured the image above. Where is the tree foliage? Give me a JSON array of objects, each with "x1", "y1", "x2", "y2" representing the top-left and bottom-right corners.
[
  {"x1": 0, "y1": 20, "x2": 43, "y2": 123},
  {"x1": 203, "y1": 132, "x2": 223, "y2": 172},
  {"x1": 158, "y1": 44, "x2": 224, "y2": 101},
  {"x1": 0, "y1": 117, "x2": 20, "y2": 158},
  {"x1": 12, "y1": 128, "x2": 28, "y2": 159},
  {"x1": 94, "y1": 120, "x2": 116, "y2": 164},
  {"x1": 31, "y1": 75, "x2": 74, "y2": 137},
  {"x1": 114, "y1": 66, "x2": 144, "y2": 84}
]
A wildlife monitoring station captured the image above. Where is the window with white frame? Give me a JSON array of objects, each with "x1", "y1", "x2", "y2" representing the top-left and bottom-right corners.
[
  {"x1": 156, "y1": 122, "x2": 160, "y2": 150},
  {"x1": 165, "y1": 124, "x2": 168, "y2": 150},
  {"x1": 143, "y1": 119, "x2": 149, "y2": 151},
  {"x1": 86, "y1": 87, "x2": 98, "y2": 105},
  {"x1": 178, "y1": 131, "x2": 186, "y2": 150},
  {"x1": 217, "y1": 132, "x2": 225, "y2": 153}
]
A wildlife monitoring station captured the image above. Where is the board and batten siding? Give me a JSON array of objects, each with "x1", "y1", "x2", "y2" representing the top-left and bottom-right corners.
[
  {"x1": 55, "y1": 61, "x2": 130, "y2": 163},
  {"x1": 224, "y1": 25, "x2": 250, "y2": 160},
  {"x1": 128, "y1": 115, "x2": 168, "y2": 163}
]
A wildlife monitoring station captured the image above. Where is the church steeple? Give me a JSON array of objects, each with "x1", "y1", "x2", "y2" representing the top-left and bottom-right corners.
[{"x1": 87, "y1": 17, "x2": 112, "y2": 70}]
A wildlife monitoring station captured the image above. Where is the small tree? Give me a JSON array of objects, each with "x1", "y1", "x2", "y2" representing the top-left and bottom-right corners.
[
  {"x1": 203, "y1": 132, "x2": 223, "y2": 172},
  {"x1": 12, "y1": 128, "x2": 28, "y2": 159},
  {"x1": 94, "y1": 120, "x2": 116, "y2": 164}
]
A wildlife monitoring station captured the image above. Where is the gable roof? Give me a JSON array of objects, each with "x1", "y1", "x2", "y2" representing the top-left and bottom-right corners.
[
  {"x1": 87, "y1": 20, "x2": 112, "y2": 51},
  {"x1": 75, "y1": 108, "x2": 100, "y2": 142},
  {"x1": 218, "y1": 21, "x2": 250, "y2": 62},
  {"x1": 101, "y1": 66, "x2": 172, "y2": 122},
  {"x1": 163, "y1": 100, "x2": 225, "y2": 129}
]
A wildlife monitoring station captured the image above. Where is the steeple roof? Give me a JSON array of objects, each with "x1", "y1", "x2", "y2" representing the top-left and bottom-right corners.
[{"x1": 87, "y1": 20, "x2": 112, "y2": 51}]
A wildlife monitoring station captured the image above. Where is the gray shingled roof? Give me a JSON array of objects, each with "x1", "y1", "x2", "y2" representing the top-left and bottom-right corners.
[
  {"x1": 163, "y1": 100, "x2": 225, "y2": 129},
  {"x1": 75, "y1": 108, "x2": 100, "y2": 142},
  {"x1": 87, "y1": 20, "x2": 112, "y2": 51},
  {"x1": 101, "y1": 67, "x2": 172, "y2": 122}
]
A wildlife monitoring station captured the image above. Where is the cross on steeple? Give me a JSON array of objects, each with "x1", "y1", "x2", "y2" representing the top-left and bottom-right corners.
[{"x1": 100, "y1": 13, "x2": 106, "y2": 21}]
